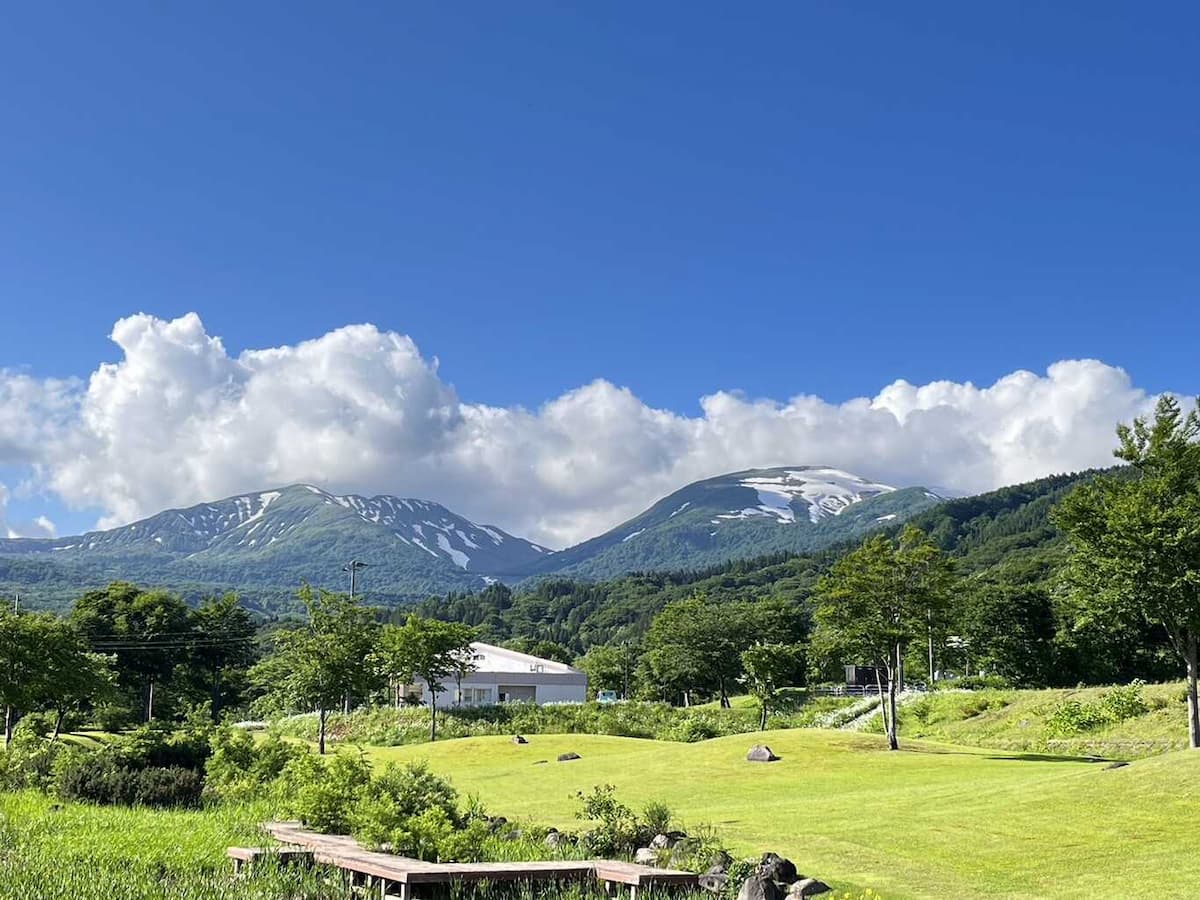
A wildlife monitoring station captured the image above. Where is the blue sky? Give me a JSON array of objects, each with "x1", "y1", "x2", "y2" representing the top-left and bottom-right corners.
[{"x1": 1, "y1": 3, "x2": 1197, "y2": 542}]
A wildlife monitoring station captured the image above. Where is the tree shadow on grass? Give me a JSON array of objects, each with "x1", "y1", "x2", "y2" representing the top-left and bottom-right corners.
[{"x1": 892, "y1": 745, "x2": 1112, "y2": 764}]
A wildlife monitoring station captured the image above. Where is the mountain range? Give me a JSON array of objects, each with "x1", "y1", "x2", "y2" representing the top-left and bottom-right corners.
[{"x1": 0, "y1": 467, "x2": 944, "y2": 611}]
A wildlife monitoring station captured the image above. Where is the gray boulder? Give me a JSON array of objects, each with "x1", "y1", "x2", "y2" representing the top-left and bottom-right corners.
[
  {"x1": 706, "y1": 851, "x2": 733, "y2": 874},
  {"x1": 737, "y1": 876, "x2": 785, "y2": 900},
  {"x1": 651, "y1": 831, "x2": 687, "y2": 850},
  {"x1": 512, "y1": 735, "x2": 528, "y2": 744},
  {"x1": 544, "y1": 830, "x2": 563, "y2": 849},
  {"x1": 758, "y1": 853, "x2": 798, "y2": 883},
  {"x1": 698, "y1": 873, "x2": 728, "y2": 894},
  {"x1": 746, "y1": 745, "x2": 780, "y2": 763},
  {"x1": 634, "y1": 847, "x2": 658, "y2": 865},
  {"x1": 789, "y1": 878, "x2": 832, "y2": 898},
  {"x1": 557, "y1": 752, "x2": 581, "y2": 762}
]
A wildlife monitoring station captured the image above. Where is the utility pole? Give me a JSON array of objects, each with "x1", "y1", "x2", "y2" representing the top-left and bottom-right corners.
[
  {"x1": 342, "y1": 560, "x2": 369, "y2": 599},
  {"x1": 4, "y1": 593, "x2": 17, "y2": 746},
  {"x1": 927, "y1": 607, "x2": 935, "y2": 684},
  {"x1": 340, "y1": 561, "x2": 369, "y2": 714}
]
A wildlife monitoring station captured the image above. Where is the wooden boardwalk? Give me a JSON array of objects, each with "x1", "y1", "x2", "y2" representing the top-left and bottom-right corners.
[{"x1": 241, "y1": 821, "x2": 698, "y2": 899}]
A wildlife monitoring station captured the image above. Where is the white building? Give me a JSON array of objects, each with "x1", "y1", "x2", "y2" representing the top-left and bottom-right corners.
[{"x1": 408, "y1": 641, "x2": 587, "y2": 708}]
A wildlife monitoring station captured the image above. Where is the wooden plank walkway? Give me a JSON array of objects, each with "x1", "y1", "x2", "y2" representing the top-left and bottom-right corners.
[{"x1": 256, "y1": 821, "x2": 698, "y2": 899}]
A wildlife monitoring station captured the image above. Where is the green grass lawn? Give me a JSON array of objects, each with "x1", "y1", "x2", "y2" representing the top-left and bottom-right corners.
[
  {"x1": 891, "y1": 683, "x2": 1189, "y2": 757},
  {"x1": 356, "y1": 728, "x2": 1200, "y2": 899}
]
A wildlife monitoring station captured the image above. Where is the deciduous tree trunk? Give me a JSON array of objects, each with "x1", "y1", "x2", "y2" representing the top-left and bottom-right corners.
[
  {"x1": 874, "y1": 667, "x2": 890, "y2": 741},
  {"x1": 429, "y1": 695, "x2": 438, "y2": 742},
  {"x1": 883, "y1": 645, "x2": 900, "y2": 751},
  {"x1": 758, "y1": 700, "x2": 768, "y2": 731},
  {"x1": 52, "y1": 709, "x2": 65, "y2": 742},
  {"x1": 3, "y1": 706, "x2": 12, "y2": 748},
  {"x1": 318, "y1": 705, "x2": 327, "y2": 755}
]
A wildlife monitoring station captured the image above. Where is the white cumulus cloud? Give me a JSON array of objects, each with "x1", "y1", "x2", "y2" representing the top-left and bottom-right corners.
[{"x1": 0, "y1": 312, "x2": 1174, "y2": 547}]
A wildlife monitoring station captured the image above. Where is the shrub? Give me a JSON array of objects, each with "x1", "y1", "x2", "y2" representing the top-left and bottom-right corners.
[
  {"x1": 205, "y1": 727, "x2": 303, "y2": 801},
  {"x1": 55, "y1": 753, "x2": 138, "y2": 805},
  {"x1": 131, "y1": 766, "x2": 204, "y2": 808},
  {"x1": 576, "y1": 784, "x2": 641, "y2": 856},
  {"x1": 351, "y1": 761, "x2": 460, "y2": 848},
  {"x1": 642, "y1": 800, "x2": 674, "y2": 836},
  {"x1": 1045, "y1": 700, "x2": 1109, "y2": 737},
  {"x1": 1099, "y1": 681, "x2": 1148, "y2": 722},
  {"x1": 278, "y1": 752, "x2": 372, "y2": 833},
  {"x1": 0, "y1": 731, "x2": 64, "y2": 791},
  {"x1": 667, "y1": 715, "x2": 722, "y2": 742},
  {"x1": 574, "y1": 785, "x2": 682, "y2": 857}
]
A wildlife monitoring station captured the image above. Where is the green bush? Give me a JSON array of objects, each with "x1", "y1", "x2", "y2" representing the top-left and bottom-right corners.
[
  {"x1": 277, "y1": 751, "x2": 372, "y2": 833},
  {"x1": 576, "y1": 784, "x2": 641, "y2": 856},
  {"x1": 204, "y1": 727, "x2": 303, "y2": 801},
  {"x1": 131, "y1": 766, "x2": 204, "y2": 808},
  {"x1": 0, "y1": 731, "x2": 64, "y2": 791},
  {"x1": 1045, "y1": 682, "x2": 1150, "y2": 737},
  {"x1": 1044, "y1": 700, "x2": 1110, "y2": 737},
  {"x1": 1099, "y1": 681, "x2": 1148, "y2": 721},
  {"x1": 573, "y1": 784, "x2": 689, "y2": 858},
  {"x1": 351, "y1": 760, "x2": 461, "y2": 849},
  {"x1": 54, "y1": 752, "x2": 203, "y2": 808}
]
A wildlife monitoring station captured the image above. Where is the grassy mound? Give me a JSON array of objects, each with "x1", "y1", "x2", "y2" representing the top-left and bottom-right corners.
[
  {"x1": 889, "y1": 682, "x2": 1188, "y2": 757},
  {"x1": 361, "y1": 729, "x2": 1200, "y2": 899}
]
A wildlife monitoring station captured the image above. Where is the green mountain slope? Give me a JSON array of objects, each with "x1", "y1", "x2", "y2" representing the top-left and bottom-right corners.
[
  {"x1": 518, "y1": 466, "x2": 944, "y2": 580},
  {"x1": 0, "y1": 484, "x2": 548, "y2": 612},
  {"x1": 415, "y1": 469, "x2": 1105, "y2": 653}
]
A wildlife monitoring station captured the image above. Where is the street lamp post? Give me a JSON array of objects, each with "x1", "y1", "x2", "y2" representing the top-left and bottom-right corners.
[{"x1": 342, "y1": 560, "x2": 370, "y2": 599}]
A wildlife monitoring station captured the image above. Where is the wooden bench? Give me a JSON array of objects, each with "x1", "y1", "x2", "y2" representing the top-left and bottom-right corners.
[
  {"x1": 596, "y1": 860, "x2": 701, "y2": 899},
  {"x1": 254, "y1": 821, "x2": 699, "y2": 899},
  {"x1": 227, "y1": 846, "x2": 314, "y2": 874}
]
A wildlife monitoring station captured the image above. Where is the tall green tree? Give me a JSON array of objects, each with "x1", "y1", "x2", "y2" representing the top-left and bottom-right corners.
[
  {"x1": 1054, "y1": 396, "x2": 1200, "y2": 748},
  {"x1": 251, "y1": 586, "x2": 381, "y2": 754},
  {"x1": 1, "y1": 607, "x2": 39, "y2": 746},
  {"x1": 70, "y1": 582, "x2": 192, "y2": 722},
  {"x1": 813, "y1": 526, "x2": 955, "y2": 750},
  {"x1": 377, "y1": 616, "x2": 477, "y2": 741},
  {"x1": 641, "y1": 595, "x2": 806, "y2": 705},
  {"x1": 957, "y1": 582, "x2": 1058, "y2": 687},
  {"x1": 576, "y1": 643, "x2": 639, "y2": 697},
  {"x1": 741, "y1": 642, "x2": 805, "y2": 729},
  {"x1": 640, "y1": 597, "x2": 733, "y2": 705},
  {"x1": 177, "y1": 594, "x2": 258, "y2": 720},
  {"x1": 33, "y1": 616, "x2": 116, "y2": 740}
]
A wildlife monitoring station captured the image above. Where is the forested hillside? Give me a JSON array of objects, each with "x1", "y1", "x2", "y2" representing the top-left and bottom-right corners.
[
  {"x1": 401, "y1": 465, "x2": 1175, "y2": 688},
  {"x1": 406, "y1": 470, "x2": 1099, "y2": 645}
]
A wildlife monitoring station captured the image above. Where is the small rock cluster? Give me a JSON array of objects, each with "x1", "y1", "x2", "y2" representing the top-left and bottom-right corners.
[{"x1": 700, "y1": 852, "x2": 830, "y2": 899}]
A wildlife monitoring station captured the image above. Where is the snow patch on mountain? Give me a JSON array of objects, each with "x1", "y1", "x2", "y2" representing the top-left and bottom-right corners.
[{"x1": 714, "y1": 468, "x2": 895, "y2": 526}]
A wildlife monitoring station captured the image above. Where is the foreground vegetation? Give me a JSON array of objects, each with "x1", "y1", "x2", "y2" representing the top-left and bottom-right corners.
[
  {"x1": 0, "y1": 791, "x2": 341, "y2": 899},
  {"x1": 361, "y1": 729, "x2": 1200, "y2": 899}
]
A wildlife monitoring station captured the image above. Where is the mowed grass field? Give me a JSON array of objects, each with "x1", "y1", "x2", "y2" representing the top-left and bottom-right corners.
[{"x1": 359, "y1": 729, "x2": 1200, "y2": 899}]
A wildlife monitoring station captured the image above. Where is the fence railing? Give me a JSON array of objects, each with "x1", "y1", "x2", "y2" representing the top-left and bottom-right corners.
[{"x1": 811, "y1": 684, "x2": 884, "y2": 697}]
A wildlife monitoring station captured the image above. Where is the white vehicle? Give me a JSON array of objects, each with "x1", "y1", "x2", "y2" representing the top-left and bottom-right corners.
[{"x1": 596, "y1": 690, "x2": 621, "y2": 704}]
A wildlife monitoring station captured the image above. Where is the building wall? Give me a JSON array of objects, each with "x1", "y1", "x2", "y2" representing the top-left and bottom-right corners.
[{"x1": 417, "y1": 672, "x2": 587, "y2": 708}]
